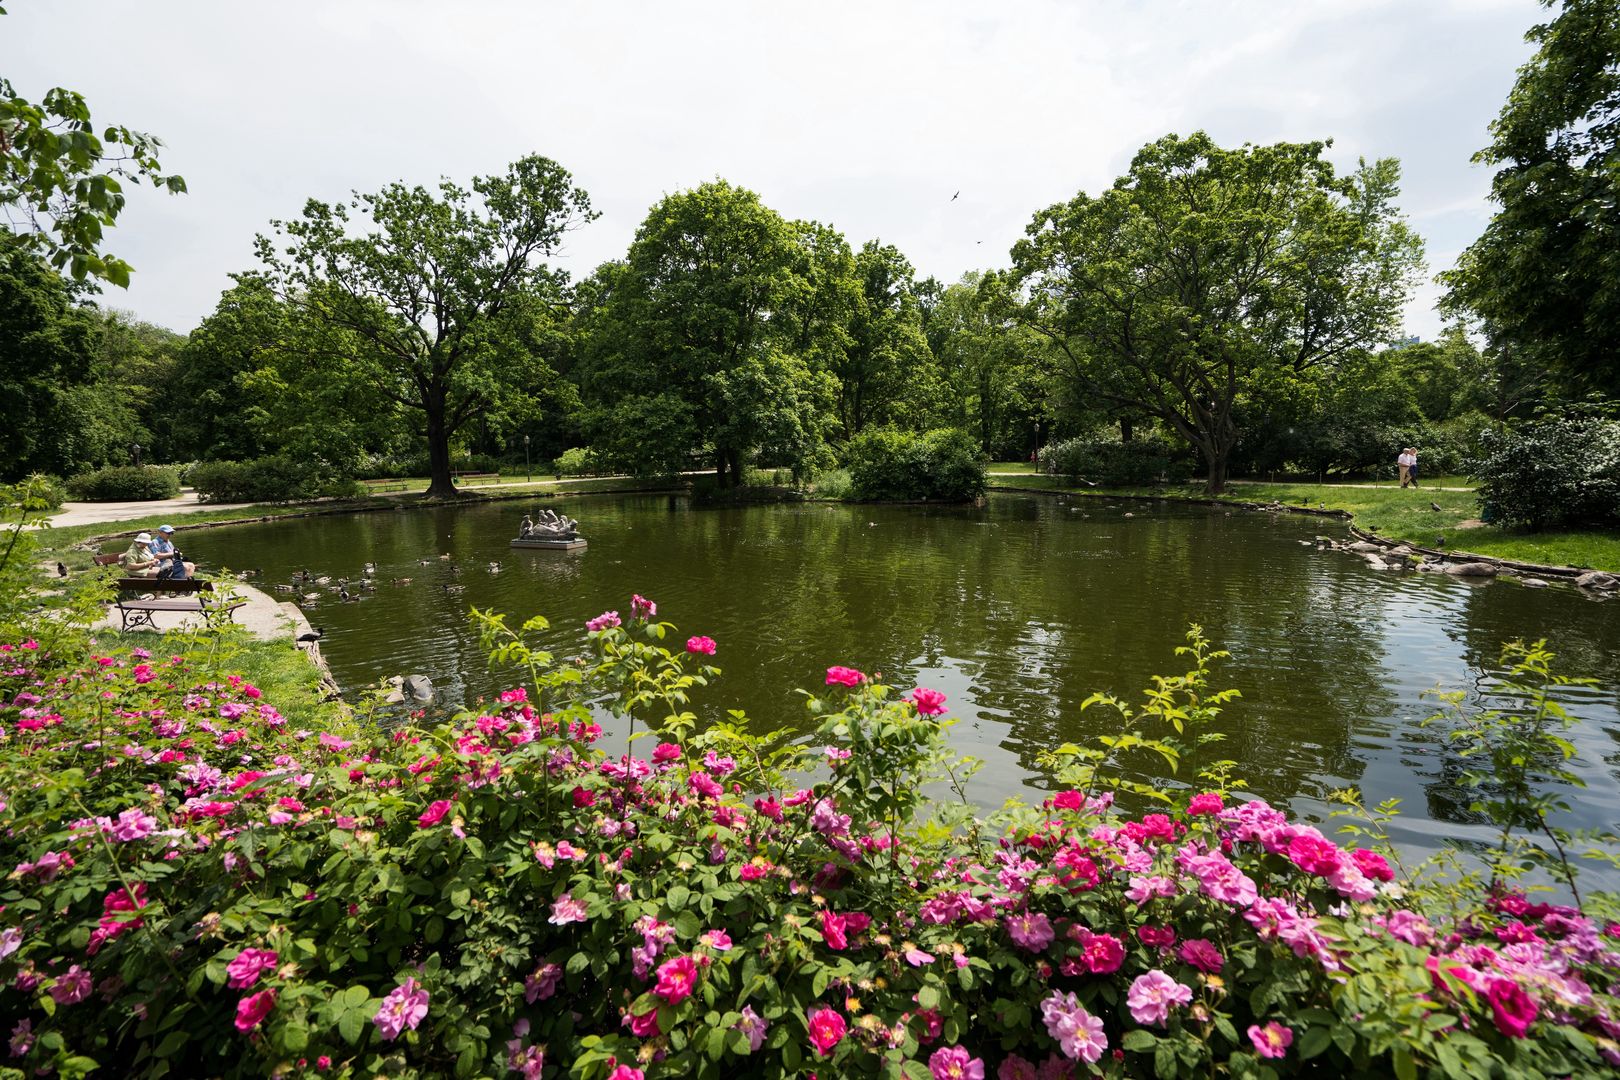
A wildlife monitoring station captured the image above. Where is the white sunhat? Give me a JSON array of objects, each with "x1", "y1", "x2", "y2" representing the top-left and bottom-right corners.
[{"x1": 133, "y1": 532, "x2": 153, "y2": 544}]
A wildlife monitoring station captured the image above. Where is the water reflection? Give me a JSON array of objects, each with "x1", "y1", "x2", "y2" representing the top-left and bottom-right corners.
[{"x1": 185, "y1": 494, "x2": 1620, "y2": 858}]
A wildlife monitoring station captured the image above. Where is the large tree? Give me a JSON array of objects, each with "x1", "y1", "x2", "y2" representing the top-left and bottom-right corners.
[
  {"x1": 255, "y1": 155, "x2": 594, "y2": 496},
  {"x1": 829, "y1": 241, "x2": 934, "y2": 438},
  {"x1": 581, "y1": 180, "x2": 836, "y2": 486},
  {"x1": 1011, "y1": 133, "x2": 1423, "y2": 492},
  {"x1": 1444, "y1": 0, "x2": 1620, "y2": 396}
]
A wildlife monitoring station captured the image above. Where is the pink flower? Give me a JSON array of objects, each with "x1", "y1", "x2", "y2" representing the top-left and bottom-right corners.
[
  {"x1": 910, "y1": 687, "x2": 948, "y2": 717},
  {"x1": 654, "y1": 955, "x2": 699, "y2": 1003},
  {"x1": 904, "y1": 945, "x2": 936, "y2": 966},
  {"x1": 1040, "y1": 991, "x2": 1107, "y2": 1063},
  {"x1": 734, "y1": 1005, "x2": 769, "y2": 1052},
  {"x1": 1126, "y1": 970, "x2": 1193, "y2": 1026},
  {"x1": 929, "y1": 1045, "x2": 986, "y2": 1080},
  {"x1": 586, "y1": 610, "x2": 621, "y2": 632},
  {"x1": 822, "y1": 910, "x2": 850, "y2": 951},
  {"x1": 701, "y1": 930, "x2": 732, "y2": 952},
  {"x1": 1187, "y1": 793, "x2": 1224, "y2": 815},
  {"x1": 753, "y1": 797, "x2": 783, "y2": 821},
  {"x1": 1487, "y1": 977, "x2": 1537, "y2": 1038},
  {"x1": 235, "y1": 988, "x2": 276, "y2": 1032},
  {"x1": 110, "y1": 807, "x2": 158, "y2": 842},
  {"x1": 1138, "y1": 925, "x2": 1176, "y2": 949},
  {"x1": 606, "y1": 1067, "x2": 644, "y2": 1080},
  {"x1": 1248, "y1": 1022, "x2": 1292, "y2": 1059},
  {"x1": 48, "y1": 965, "x2": 92, "y2": 1005},
  {"x1": 686, "y1": 635, "x2": 717, "y2": 655},
  {"x1": 628, "y1": 1008, "x2": 661, "y2": 1037},
  {"x1": 226, "y1": 948, "x2": 279, "y2": 989},
  {"x1": 1179, "y1": 938, "x2": 1224, "y2": 974},
  {"x1": 1077, "y1": 929, "x2": 1125, "y2": 974},
  {"x1": 630, "y1": 594, "x2": 657, "y2": 619},
  {"x1": 825, "y1": 666, "x2": 865, "y2": 687},
  {"x1": 1350, "y1": 848, "x2": 1395, "y2": 882},
  {"x1": 417, "y1": 800, "x2": 452, "y2": 827},
  {"x1": 806, "y1": 1007, "x2": 847, "y2": 1056},
  {"x1": 372, "y1": 978, "x2": 430, "y2": 1041},
  {"x1": 549, "y1": 893, "x2": 588, "y2": 925},
  {"x1": 1004, "y1": 911, "x2": 1055, "y2": 952},
  {"x1": 652, "y1": 742, "x2": 682, "y2": 763},
  {"x1": 1286, "y1": 834, "x2": 1343, "y2": 877},
  {"x1": 524, "y1": 962, "x2": 562, "y2": 1003}
]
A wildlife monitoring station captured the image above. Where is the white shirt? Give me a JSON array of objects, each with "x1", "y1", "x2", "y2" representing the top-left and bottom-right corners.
[{"x1": 1397, "y1": 453, "x2": 1415, "y2": 468}]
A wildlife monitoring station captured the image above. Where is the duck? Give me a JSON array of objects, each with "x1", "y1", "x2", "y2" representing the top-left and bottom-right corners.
[
  {"x1": 57, "y1": 562, "x2": 68, "y2": 577},
  {"x1": 487, "y1": 561, "x2": 502, "y2": 574},
  {"x1": 390, "y1": 577, "x2": 413, "y2": 586},
  {"x1": 273, "y1": 583, "x2": 295, "y2": 593},
  {"x1": 298, "y1": 569, "x2": 313, "y2": 583},
  {"x1": 296, "y1": 628, "x2": 323, "y2": 646},
  {"x1": 236, "y1": 568, "x2": 261, "y2": 579},
  {"x1": 339, "y1": 588, "x2": 360, "y2": 604},
  {"x1": 442, "y1": 583, "x2": 465, "y2": 595},
  {"x1": 418, "y1": 558, "x2": 433, "y2": 566},
  {"x1": 314, "y1": 576, "x2": 332, "y2": 586},
  {"x1": 362, "y1": 561, "x2": 377, "y2": 575},
  {"x1": 357, "y1": 577, "x2": 376, "y2": 591},
  {"x1": 439, "y1": 553, "x2": 452, "y2": 561}
]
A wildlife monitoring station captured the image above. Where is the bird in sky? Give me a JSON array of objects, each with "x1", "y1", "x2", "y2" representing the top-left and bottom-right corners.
[{"x1": 950, "y1": 191, "x2": 959, "y2": 201}]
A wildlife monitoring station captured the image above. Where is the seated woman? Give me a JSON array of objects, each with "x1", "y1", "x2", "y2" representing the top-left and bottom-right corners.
[{"x1": 120, "y1": 533, "x2": 161, "y2": 578}]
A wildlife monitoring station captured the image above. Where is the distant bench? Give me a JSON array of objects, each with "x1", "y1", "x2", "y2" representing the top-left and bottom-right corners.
[
  {"x1": 91, "y1": 554, "x2": 244, "y2": 631},
  {"x1": 452, "y1": 471, "x2": 502, "y2": 485},
  {"x1": 360, "y1": 478, "x2": 409, "y2": 492}
]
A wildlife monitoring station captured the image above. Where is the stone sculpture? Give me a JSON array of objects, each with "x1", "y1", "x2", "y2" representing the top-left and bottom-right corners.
[{"x1": 512, "y1": 508, "x2": 587, "y2": 549}]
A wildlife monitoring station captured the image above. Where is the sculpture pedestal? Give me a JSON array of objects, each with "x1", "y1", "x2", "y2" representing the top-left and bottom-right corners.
[{"x1": 511, "y1": 537, "x2": 587, "y2": 550}]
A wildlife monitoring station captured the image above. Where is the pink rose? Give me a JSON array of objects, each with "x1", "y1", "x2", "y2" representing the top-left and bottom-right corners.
[
  {"x1": 686, "y1": 635, "x2": 716, "y2": 655},
  {"x1": 909, "y1": 687, "x2": 947, "y2": 717},
  {"x1": 825, "y1": 666, "x2": 865, "y2": 687},
  {"x1": 806, "y1": 1007, "x2": 847, "y2": 1056},
  {"x1": 417, "y1": 800, "x2": 452, "y2": 827},
  {"x1": 235, "y1": 988, "x2": 277, "y2": 1032}
]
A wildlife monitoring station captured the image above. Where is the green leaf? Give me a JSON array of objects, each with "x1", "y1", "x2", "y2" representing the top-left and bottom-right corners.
[{"x1": 1121, "y1": 1029, "x2": 1156, "y2": 1052}]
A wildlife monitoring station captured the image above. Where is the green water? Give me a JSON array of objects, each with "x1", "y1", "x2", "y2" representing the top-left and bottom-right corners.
[{"x1": 182, "y1": 493, "x2": 1620, "y2": 858}]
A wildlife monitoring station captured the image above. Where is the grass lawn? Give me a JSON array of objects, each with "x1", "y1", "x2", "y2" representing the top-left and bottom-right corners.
[{"x1": 992, "y1": 475, "x2": 1620, "y2": 572}]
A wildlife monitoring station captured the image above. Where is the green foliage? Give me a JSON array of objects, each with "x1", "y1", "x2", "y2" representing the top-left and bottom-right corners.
[
  {"x1": 843, "y1": 427, "x2": 986, "y2": 501},
  {"x1": 923, "y1": 272, "x2": 1048, "y2": 458},
  {"x1": 1013, "y1": 133, "x2": 1424, "y2": 492},
  {"x1": 580, "y1": 181, "x2": 839, "y2": 487},
  {"x1": 553, "y1": 447, "x2": 596, "y2": 477},
  {"x1": 187, "y1": 457, "x2": 362, "y2": 504},
  {"x1": 63, "y1": 464, "x2": 179, "y2": 501},
  {"x1": 1443, "y1": 0, "x2": 1620, "y2": 397},
  {"x1": 1475, "y1": 413, "x2": 1620, "y2": 528},
  {"x1": 1039, "y1": 430, "x2": 1186, "y2": 486},
  {"x1": 255, "y1": 156, "x2": 594, "y2": 495},
  {"x1": 0, "y1": 596, "x2": 1615, "y2": 1078},
  {"x1": 0, "y1": 59, "x2": 185, "y2": 285}
]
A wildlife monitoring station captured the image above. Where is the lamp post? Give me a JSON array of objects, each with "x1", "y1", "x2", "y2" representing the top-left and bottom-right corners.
[
  {"x1": 523, "y1": 434, "x2": 531, "y2": 485},
  {"x1": 130, "y1": 443, "x2": 142, "y2": 467}
]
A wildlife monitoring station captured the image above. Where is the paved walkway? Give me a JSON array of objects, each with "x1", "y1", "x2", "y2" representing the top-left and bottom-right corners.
[
  {"x1": 89, "y1": 581, "x2": 297, "y2": 640},
  {"x1": 45, "y1": 491, "x2": 256, "y2": 528}
]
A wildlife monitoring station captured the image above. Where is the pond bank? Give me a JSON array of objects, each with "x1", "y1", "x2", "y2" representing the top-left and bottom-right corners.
[{"x1": 990, "y1": 477, "x2": 1620, "y2": 575}]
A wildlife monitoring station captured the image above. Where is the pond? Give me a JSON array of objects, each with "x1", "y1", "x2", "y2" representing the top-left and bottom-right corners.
[{"x1": 183, "y1": 493, "x2": 1620, "y2": 865}]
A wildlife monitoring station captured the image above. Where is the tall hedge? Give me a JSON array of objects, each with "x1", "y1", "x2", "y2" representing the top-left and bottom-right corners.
[{"x1": 1475, "y1": 415, "x2": 1620, "y2": 529}]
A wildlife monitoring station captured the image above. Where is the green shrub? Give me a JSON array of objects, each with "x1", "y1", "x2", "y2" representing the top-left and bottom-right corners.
[
  {"x1": 1, "y1": 608, "x2": 1617, "y2": 1078},
  {"x1": 1476, "y1": 414, "x2": 1620, "y2": 529},
  {"x1": 1040, "y1": 432, "x2": 1185, "y2": 486},
  {"x1": 553, "y1": 447, "x2": 595, "y2": 477},
  {"x1": 843, "y1": 428, "x2": 986, "y2": 501},
  {"x1": 189, "y1": 457, "x2": 361, "y2": 504},
  {"x1": 63, "y1": 465, "x2": 180, "y2": 501},
  {"x1": 3, "y1": 473, "x2": 68, "y2": 512}
]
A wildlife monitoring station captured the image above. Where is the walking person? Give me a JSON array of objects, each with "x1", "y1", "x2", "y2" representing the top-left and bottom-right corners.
[
  {"x1": 1407, "y1": 447, "x2": 1421, "y2": 489},
  {"x1": 1397, "y1": 447, "x2": 1414, "y2": 488}
]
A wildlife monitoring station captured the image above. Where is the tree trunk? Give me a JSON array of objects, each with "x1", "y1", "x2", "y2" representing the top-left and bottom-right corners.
[
  {"x1": 1205, "y1": 450, "x2": 1229, "y2": 494},
  {"x1": 425, "y1": 395, "x2": 457, "y2": 497},
  {"x1": 715, "y1": 453, "x2": 728, "y2": 489},
  {"x1": 1119, "y1": 417, "x2": 1133, "y2": 443}
]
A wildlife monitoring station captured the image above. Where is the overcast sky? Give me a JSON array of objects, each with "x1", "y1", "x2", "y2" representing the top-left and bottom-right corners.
[{"x1": 5, "y1": 0, "x2": 1542, "y2": 338}]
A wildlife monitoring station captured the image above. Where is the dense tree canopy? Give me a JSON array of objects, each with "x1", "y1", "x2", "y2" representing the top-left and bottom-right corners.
[
  {"x1": 1011, "y1": 133, "x2": 1424, "y2": 492},
  {"x1": 1444, "y1": 0, "x2": 1620, "y2": 397},
  {"x1": 255, "y1": 155, "x2": 594, "y2": 496},
  {"x1": 581, "y1": 180, "x2": 837, "y2": 486}
]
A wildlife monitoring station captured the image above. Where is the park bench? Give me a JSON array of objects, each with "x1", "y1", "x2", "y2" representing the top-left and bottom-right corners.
[
  {"x1": 360, "y1": 478, "x2": 408, "y2": 492},
  {"x1": 92, "y1": 554, "x2": 244, "y2": 630},
  {"x1": 451, "y1": 471, "x2": 501, "y2": 485}
]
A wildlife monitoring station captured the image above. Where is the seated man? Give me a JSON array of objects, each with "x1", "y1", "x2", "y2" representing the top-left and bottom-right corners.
[
  {"x1": 150, "y1": 524, "x2": 194, "y2": 580},
  {"x1": 120, "y1": 533, "x2": 161, "y2": 578}
]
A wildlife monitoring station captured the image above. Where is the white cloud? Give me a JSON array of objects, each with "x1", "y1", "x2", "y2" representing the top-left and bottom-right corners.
[{"x1": 3, "y1": 0, "x2": 1541, "y2": 341}]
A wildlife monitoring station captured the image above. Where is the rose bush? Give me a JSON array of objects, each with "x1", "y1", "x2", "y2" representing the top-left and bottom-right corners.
[{"x1": 0, "y1": 600, "x2": 1617, "y2": 1078}]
